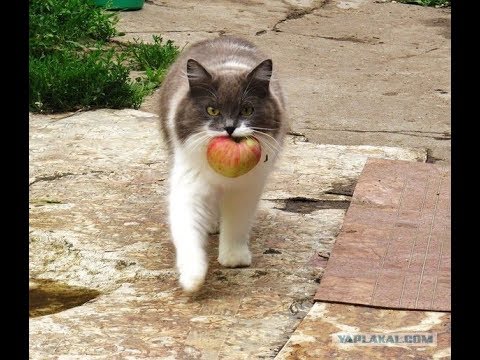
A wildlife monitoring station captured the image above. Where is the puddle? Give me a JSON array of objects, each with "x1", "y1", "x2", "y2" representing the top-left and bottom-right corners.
[{"x1": 29, "y1": 279, "x2": 100, "y2": 318}]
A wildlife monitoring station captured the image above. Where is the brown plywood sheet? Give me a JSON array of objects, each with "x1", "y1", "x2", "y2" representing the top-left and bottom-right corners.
[{"x1": 315, "y1": 159, "x2": 450, "y2": 311}]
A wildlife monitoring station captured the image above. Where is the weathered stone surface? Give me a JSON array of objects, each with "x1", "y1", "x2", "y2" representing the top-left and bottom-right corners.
[
  {"x1": 265, "y1": 136, "x2": 426, "y2": 201},
  {"x1": 29, "y1": 109, "x2": 426, "y2": 358},
  {"x1": 275, "y1": 302, "x2": 451, "y2": 359},
  {"x1": 117, "y1": 0, "x2": 450, "y2": 163},
  {"x1": 29, "y1": 0, "x2": 450, "y2": 356}
]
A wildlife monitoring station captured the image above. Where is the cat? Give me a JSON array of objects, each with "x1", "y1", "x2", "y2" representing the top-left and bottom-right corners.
[{"x1": 157, "y1": 36, "x2": 288, "y2": 292}]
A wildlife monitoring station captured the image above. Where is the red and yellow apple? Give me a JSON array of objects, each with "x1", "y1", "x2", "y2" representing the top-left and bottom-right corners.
[{"x1": 207, "y1": 136, "x2": 262, "y2": 178}]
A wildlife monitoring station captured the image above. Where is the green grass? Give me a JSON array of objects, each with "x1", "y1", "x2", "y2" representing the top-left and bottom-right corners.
[
  {"x1": 29, "y1": 0, "x2": 179, "y2": 113},
  {"x1": 396, "y1": 0, "x2": 450, "y2": 6},
  {"x1": 29, "y1": 0, "x2": 118, "y2": 58},
  {"x1": 29, "y1": 50, "x2": 145, "y2": 112},
  {"x1": 126, "y1": 35, "x2": 180, "y2": 71},
  {"x1": 122, "y1": 35, "x2": 182, "y2": 96}
]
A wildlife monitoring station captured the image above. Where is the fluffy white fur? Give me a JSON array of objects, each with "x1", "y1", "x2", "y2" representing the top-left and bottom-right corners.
[
  {"x1": 168, "y1": 124, "x2": 281, "y2": 292},
  {"x1": 162, "y1": 40, "x2": 287, "y2": 293}
]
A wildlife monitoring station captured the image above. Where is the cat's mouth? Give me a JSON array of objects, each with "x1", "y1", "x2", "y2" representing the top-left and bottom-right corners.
[
  {"x1": 230, "y1": 136, "x2": 242, "y2": 143},
  {"x1": 226, "y1": 127, "x2": 254, "y2": 138},
  {"x1": 211, "y1": 134, "x2": 254, "y2": 143}
]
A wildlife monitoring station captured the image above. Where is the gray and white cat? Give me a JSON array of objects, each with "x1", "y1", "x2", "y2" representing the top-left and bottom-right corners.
[{"x1": 158, "y1": 36, "x2": 287, "y2": 292}]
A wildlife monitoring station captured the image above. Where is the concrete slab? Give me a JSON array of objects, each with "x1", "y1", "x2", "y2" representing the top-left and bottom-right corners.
[
  {"x1": 29, "y1": 109, "x2": 426, "y2": 358},
  {"x1": 275, "y1": 302, "x2": 450, "y2": 359},
  {"x1": 116, "y1": 0, "x2": 450, "y2": 163},
  {"x1": 29, "y1": 0, "x2": 451, "y2": 356}
]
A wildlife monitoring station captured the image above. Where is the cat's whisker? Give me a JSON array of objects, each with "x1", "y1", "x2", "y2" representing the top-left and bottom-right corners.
[
  {"x1": 186, "y1": 130, "x2": 208, "y2": 141},
  {"x1": 252, "y1": 130, "x2": 281, "y2": 146},
  {"x1": 260, "y1": 140, "x2": 280, "y2": 158},
  {"x1": 252, "y1": 135, "x2": 276, "y2": 155},
  {"x1": 252, "y1": 131, "x2": 281, "y2": 154},
  {"x1": 252, "y1": 131, "x2": 277, "y2": 146},
  {"x1": 252, "y1": 131, "x2": 281, "y2": 151},
  {"x1": 255, "y1": 137, "x2": 279, "y2": 158},
  {"x1": 190, "y1": 137, "x2": 210, "y2": 154},
  {"x1": 185, "y1": 140, "x2": 206, "y2": 155},
  {"x1": 261, "y1": 140, "x2": 280, "y2": 157},
  {"x1": 184, "y1": 132, "x2": 212, "y2": 154},
  {"x1": 183, "y1": 133, "x2": 206, "y2": 148},
  {"x1": 184, "y1": 131, "x2": 208, "y2": 147},
  {"x1": 185, "y1": 133, "x2": 209, "y2": 149},
  {"x1": 250, "y1": 126, "x2": 279, "y2": 131}
]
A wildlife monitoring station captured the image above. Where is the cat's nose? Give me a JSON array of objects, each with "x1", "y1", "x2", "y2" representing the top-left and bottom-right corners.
[{"x1": 224, "y1": 126, "x2": 236, "y2": 136}]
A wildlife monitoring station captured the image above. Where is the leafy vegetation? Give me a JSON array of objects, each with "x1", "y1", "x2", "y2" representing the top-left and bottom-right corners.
[
  {"x1": 29, "y1": 0, "x2": 179, "y2": 113},
  {"x1": 29, "y1": 0, "x2": 118, "y2": 58}
]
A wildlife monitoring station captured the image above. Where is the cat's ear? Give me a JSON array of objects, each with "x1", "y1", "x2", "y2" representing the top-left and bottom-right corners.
[
  {"x1": 245, "y1": 59, "x2": 272, "y2": 98},
  {"x1": 187, "y1": 59, "x2": 212, "y2": 87},
  {"x1": 248, "y1": 59, "x2": 272, "y2": 82}
]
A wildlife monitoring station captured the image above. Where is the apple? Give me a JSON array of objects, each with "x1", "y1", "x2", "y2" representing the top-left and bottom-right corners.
[{"x1": 207, "y1": 136, "x2": 262, "y2": 178}]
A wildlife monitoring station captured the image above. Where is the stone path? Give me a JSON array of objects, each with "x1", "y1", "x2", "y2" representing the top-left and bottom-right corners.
[
  {"x1": 29, "y1": 0, "x2": 450, "y2": 358},
  {"x1": 121, "y1": 0, "x2": 451, "y2": 164},
  {"x1": 29, "y1": 109, "x2": 425, "y2": 358}
]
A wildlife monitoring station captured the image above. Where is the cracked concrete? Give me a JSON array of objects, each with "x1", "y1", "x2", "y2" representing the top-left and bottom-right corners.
[
  {"x1": 272, "y1": 0, "x2": 328, "y2": 32},
  {"x1": 118, "y1": 0, "x2": 450, "y2": 164},
  {"x1": 275, "y1": 303, "x2": 451, "y2": 359},
  {"x1": 29, "y1": 109, "x2": 426, "y2": 358},
  {"x1": 30, "y1": 0, "x2": 449, "y2": 357}
]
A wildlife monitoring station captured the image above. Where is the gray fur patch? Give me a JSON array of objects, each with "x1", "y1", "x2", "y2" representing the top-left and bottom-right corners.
[{"x1": 158, "y1": 36, "x2": 285, "y2": 148}]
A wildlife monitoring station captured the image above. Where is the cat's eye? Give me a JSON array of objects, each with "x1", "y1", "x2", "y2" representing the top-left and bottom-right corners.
[
  {"x1": 241, "y1": 106, "x2": 254, "y2": 116},
  {"x1": 206, "y1": 106, "x2": 220, "y2": 116}
]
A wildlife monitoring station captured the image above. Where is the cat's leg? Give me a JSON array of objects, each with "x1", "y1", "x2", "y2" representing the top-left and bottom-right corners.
[
  {"x1": 218, "y1": 182, "x2": 265, "y2": 267},
  {"x1": 169, "y1": 164, "x2": 217, "y2": 292},
  {"x1": 206, "y1": 202, "x2": 220, "y2": 235}
]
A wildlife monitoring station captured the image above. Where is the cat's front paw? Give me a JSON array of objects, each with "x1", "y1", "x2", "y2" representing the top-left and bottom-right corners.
[
  {"x1": 218, "y1": 247, "x2": 252, "y2": 268},
  {"x1": 177, "y1": 259, "x2": 207, "y2": 293},
  {"x1": 179, "y1": 272, "x2": 205, "y2": 293}
]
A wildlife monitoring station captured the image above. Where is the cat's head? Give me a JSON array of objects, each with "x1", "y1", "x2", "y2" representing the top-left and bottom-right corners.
[{"x1": 175, "y1": 58, "x2": 282, "y2": 154}]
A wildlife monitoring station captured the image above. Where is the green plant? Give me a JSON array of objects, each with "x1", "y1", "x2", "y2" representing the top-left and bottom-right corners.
[
  {"x1": 29, "y1": 0, "x2": 180, "y2": 113},
  {"x1": 29, "y1": 0, "x2": 118, "y2": 57},
  {"x1": 126, "y1": 36, "x2": 179, "y2": 71},
  {"x1": 125, "y1": 36, "x2": 180, "y2": 90},
  {"x1": 396, "y1": 0, "x2": 450, "y2": 6},
  {"x1": 29, "y1": 49, "x2": 145, "y2": 112}
]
